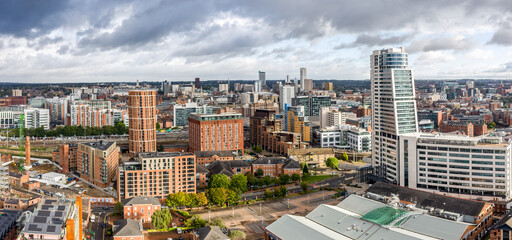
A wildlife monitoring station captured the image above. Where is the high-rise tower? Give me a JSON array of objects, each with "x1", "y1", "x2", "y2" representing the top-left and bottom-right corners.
[
  {"x1": 371, "y1": 47, "x2": 418, "y2": 183},
  {"x1": 128, "y1": 90, "x2": 157, "y2": 155},
  {"x1": 259, "y1": 71, "x2": 266, "y2": 87},
  {"x1": 300, "y1": 67, "x2": 307, "y2": 91}
]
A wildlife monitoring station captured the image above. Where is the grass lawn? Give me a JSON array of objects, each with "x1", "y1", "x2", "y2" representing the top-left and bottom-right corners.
[{"x1": 302, "y1": 174, "x2": 333, "y2": 183}]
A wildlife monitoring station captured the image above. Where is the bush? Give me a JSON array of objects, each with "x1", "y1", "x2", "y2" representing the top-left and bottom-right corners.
[
  {"x1": 252, "y1": 145, "x2": 263, "y2": 153},
  {"x1": 326, "y1": 157, "x2": 339, "y2": 169},
  {"x1": 230, "y1": 230, "x2": 246, "y2": 240},
  {"x1": 174, "y1": 209, "x2": 190, "y2": 218}
]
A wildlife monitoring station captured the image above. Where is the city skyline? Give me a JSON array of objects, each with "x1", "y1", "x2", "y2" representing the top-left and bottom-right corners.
[{"x1": 1, "y1": 1, "x2": 512, "y2": 82}]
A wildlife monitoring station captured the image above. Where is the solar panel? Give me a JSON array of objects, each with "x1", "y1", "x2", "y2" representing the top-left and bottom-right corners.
[
  {"x1": 54, "y1": 212, "x2": 63, "y2": 217},
  {"x1": 37, "y1": 211, "x2": 51, "y2": 217},
  {"x1": 28, "y1": 224, "x2": 41, "y2": 231},
  {"x1": 45, "y1": 199, "x2": 57, "y2": 204},
  {"x1": 47, "y1": 225, "x2": 56, "y2": 233},
  {"x1": 41, "y1": 205, "x2": 52, "y2": 210},
  {"x1": 33, "y1": 216, "x2": 47, "y2": 223},
  {"x1": 57, "y1": 206, "x2": 66, "y2": 211}
]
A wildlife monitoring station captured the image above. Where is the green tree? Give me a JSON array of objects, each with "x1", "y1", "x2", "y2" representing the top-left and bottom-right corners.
[
  {"x1": 186, "y1": 214, "x2": 207, "y2": 228},
  {"x1": 300, "y1": 181, "x2": 309, "y2": 193},
  {"x1": 326, "y1": 157, "x2": 339, "y2": 169},
  {"x1": 252, "y1": 145, "x2": 263, "y2": 153},
  {"x1": 229, "y1": 230, "x2": 246, "y2": 240},
  {"x1": 341, "y1": 152, "x2": 349, "y2": 161},
  {"x1": 246, "y1": 172, "x2": 257, "y2": 189},
  {"x1": 151, "y1": 209, "x2": 173, "y2": 229},
  {"x1": 255, "y1": 168, "x2": 264, "y2": 177},
  {"x1": 166, "y1": 192, "x2": 188, "y2": 208},
  {"x1": 279, "y1": 186, "x2": 288, "y2": 197},
  {"x1": 196, "y1": 192, "x2": 208, "y2": 206},
  {"x1": 291, "y1": 173, "x2": 301, "y2": 181},
  {"x1": 487, "y1": 122, "x2": 497, "y2": 129},
  {"x1": 263, "y1": 176, "x2": 272, "y2": 186},
  {"x1": 264, "y1": 189, "x2": 274, "y2": 199},
  {"x1": 208, "y1": 188, "x2": 228, "y2": 206},
  {"x1": 230, "y1": 174, "x2": 248, "y2": 192},
  {"x1": 279, "y1": 174, "x2": 290, "y2": 185},
  {"x1": 226, "y1": 189, "x2": 241, "y2": 205},
  {"x1": 209, "y1": 174, "x2": 231, "y2": 189},
  {"x1": 302, "y1": 163, "x2": 309, "y2": 174},
  {"x1": 208, "y1": 217, "x2": 226, "y2": 228},
  {"x1": 156, "y1": 122, "x2": 161, "y2": 129},
  {"x1": 114, "y1": 202, "x2": 124, "y2": 215}
]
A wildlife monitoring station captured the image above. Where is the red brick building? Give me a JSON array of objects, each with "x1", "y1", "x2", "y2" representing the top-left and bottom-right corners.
[
  {"x1": 196, "y1": 164, "x2": 209, "y2": 188},
  {"x1": 113, "y1": 219, "x2": 144, "y2": 240},
  {"x1": 251, "y1": 157, "x2": 301, "y2": 177},
  {"x1": 195, "y1": 151, "x2": 235, "y2": 166},
  {"x1": 77, "y1": 141, "x2": 119, "y2": 188},
  {"x1": 439, "y1": 121, "x2": 474, "y2": 136},
  {"x1": 53, "y1": 144, "x2": 78, "y2": 174},
  {"x1": 207, "y1": 160, "x2": 252, "y2": 177},
  {"x1": 188, "y1": 112, "x2": 244, "y2": 154},
  {"x1": 128, "y1": 90, "x2": 157, "y2": 155},
  {"x1": 122, "y1": 196, "x2": 161, "y2": 223}
]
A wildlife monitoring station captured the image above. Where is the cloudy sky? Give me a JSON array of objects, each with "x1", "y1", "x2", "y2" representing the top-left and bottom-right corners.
[{"x1": 1, "y1": 0, "x2": 512, "y2": 83}]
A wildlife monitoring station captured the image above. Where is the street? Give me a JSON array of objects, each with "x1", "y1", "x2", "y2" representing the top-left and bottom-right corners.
[{"x1": 89, "y1": 207, "x2": 111, "y2": 240}]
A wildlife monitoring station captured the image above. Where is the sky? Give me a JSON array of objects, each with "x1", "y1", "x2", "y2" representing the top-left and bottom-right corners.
[{"x1": 1, "y1": 0, "x2": 512, "y2": 83}]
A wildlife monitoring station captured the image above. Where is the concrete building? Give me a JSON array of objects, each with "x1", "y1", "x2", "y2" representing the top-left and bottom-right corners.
[
  {"x1": 286, "y1": 106, "x2": 311, "y2": 142},
  {"x1": 302, "y1": 78, "x2": 313, "y2": 91},
  {"x1": 371, "y1": 47, "x2": 418, "y2": 183},
  {"x1": 128, "y1": 90, "x2": 157, "y2": 155},
  {"x1": 45, "y1": 97, "x2": 69, "y2": 125},
  {"x1": 240, "y1": 92, "x2": 258, "y2": 104},
  {"x1": 254, "y1": 81, "x2": 262, "y2": 93},
  {"x1": 12, "y1": 89, "x2": 22, "y2": 97},
  {"x1": 347, "y1": 127, "x2": 372, "y2": 152},
  {"x1": 323, "y1": 82, "x2": 333, "y2": 91},
  {"x1": 24, "y1": 108, "x2": 50, "y2": 130},
  {"x1": 279, "y1": 85, "x2": 295, "y2": 111},
  {"x1": 320, "y1": 107, "x2": 356, "y2": 128},
  {"x1": 122, "y1": 196, "x2": 161, "y2": 223},
  {"x1": 265, "y1": 194, "x2": 477, "y2": 240},
  {"x1": 252, "y1": 157, "x2": 300, "y2": 177},
  {"x1": 77, "y1": 141, "x2": 119, "y2": 188},
  {"x1": 300, "y1": 67, "x2": 306, "y2": 91},
  {"x1": 218, "y1": 83, "x2": 229, "y2": 93},
  {"x1": 20, "y1": 198, "x2": 82, "y2": 240},
  {"x1": 188, "y1": 112, "x2": 244, "y2": 154},
  {"x1": 41, "y1": 172, "x2": 65, "y2": 184},
  {"x1": 292, "y1": 95, "x2": 331, "y2": 116},
  {"x1": 117, "y1": 152, "x2": 196, "y2": 199},
  {"x1": 259, "y1": 71, "x2": 266, "y2": 87}
]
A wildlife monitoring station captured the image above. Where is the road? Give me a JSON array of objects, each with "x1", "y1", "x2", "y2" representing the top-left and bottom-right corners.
[{"x1": 89, "y1": 207, "x2": 111, "y2": 240}]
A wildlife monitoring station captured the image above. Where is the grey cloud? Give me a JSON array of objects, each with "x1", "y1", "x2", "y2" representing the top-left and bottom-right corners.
[
  {"x1": 489, "y1": 23, "x2": 512, "y2": 45},
  {"x1": 57, "y1": 45, "x2": 69, "y2": 55},
  {"x1": 335, "y1": 33, "x2": 412, "y2": 49},
  {"x1": 407, "y1": 36, "x2": 474, "y2": 53},
  {"x1": 27, "y1": 36, "x2": 64, "y2": 50},
  {"x1": 486, "y1": 62, "x2": 512, "y2": 73}
]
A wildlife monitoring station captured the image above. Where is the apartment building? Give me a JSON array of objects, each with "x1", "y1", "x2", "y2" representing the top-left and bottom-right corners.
[
  {"x1": 53, "y1": 144, "x2": 78, "y2": 174},
  {"x1": 252, "y1": 157, "x2": 300, "y2": 177},
  {"x1": 117, "y1": 152, "x2": 196, "y2": 200},
  {"x1": 286, "y1": 106, "x2": 311, "y2": 142},
  {"x1": 24, "y1": 108, "x2": 50, "y2": 129},
  {"x1": 188, "y1": 112, "x2": 244, "y2": 154},
  {"x1": 122, "y1": 196, "x2": 161, "y2": 223},
  {"x1": 77, "y1": 141, "x2": 119, "y2": 188},
  {"x1": 195, "y1": 151, "x2": 235, "y2": 166},
  {"x1": 173, "y1": 102, "x2": 218, "y2": 127},
  {"x1": 129, "y1": 90, "x2": 157, "y2": 155},
  {"x1": 45, "y1": 97, "x2": 69, "y2": 125},
  {"x1": 347, "y1": 127, "x2": 371, "y2": 152}
]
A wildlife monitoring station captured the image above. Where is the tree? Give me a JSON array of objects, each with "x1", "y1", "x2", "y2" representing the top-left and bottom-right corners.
[
  {"x1": 195, "y1": 192, "x2": 208, "y2": 207},
  {"x1": 156, "y1": 122, "x2": 161, "y2": 129},
  {"x1": 487, "y1": 122, "x2": 497, "y2": 129},
  {"x1": 151, "y1": 209, "x2": 172, "y2": 229},
  {"x1": 114, "y1": 202, "x2": 124, "y2": 215},
  {"x1": 302, "y1": 163, "x2": 309, "y2": 174},
  {"x1": 291, "y1": 173, "x2": 301, "y2": 182},
  {"x1": 166, "y1": 192, "x2": 188, "y2": 208},
  {"x1": 186, "y1": 214, "x2": 207, "y2": 228},
  {"x1": 252, "y1": 145, "x2": 263, "y2": 153},
  {"x1": 271, "y1": 177, "x2": 280, "y2": 186},
  {"x1": 279, "y1": 186, "x2": 288, "y2": 197},
  {"x1": 246, "y1": 172, "x2": 257, "y2": 189},
  {"x1": 208, "y1": 188, "x2": 228, "y2": 206},
  {"x1": 300, "y1": 181, "x2": 309, "y2": 193},
  {"x1": 226, "y1": 189, "x2": 241, "y2": 205},
  {"x1": 230, "y1": 174, "x2": 248, "y2": 192},
  {"x1": 229, "y1": 230, "x2": 246, "y2": 240},
  {"x1": 209, "y1": 174, "x2": 231, "y2": 189},
  {"x1": 263, "y1": 176, "x2": 272, "y2": 186},
  {"x1": 279, "y1": 174, "x2": 290, "y2": 185},
  {"x1": 208, "y1": 217, "x2": 226, "y2": 228},
  {"x1": 264, "y1": 189, "x2": 274, "y2": 199},
  {"x1": 255, "y1": 168, "x2": 264, "y2": 177},
  {"x1": 326, "y1": 157, "x2": 339, "y2": 169},
  {"x1": 341, "y1": 152, "x2": 349, "y2": 161}
]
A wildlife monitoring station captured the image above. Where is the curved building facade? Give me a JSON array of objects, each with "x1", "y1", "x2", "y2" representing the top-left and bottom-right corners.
[{"x1": 128, "y1": 90, "x2": 157, "y2": 155}]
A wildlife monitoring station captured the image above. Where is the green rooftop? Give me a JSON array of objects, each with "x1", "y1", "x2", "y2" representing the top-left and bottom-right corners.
[{"x1": 361, "y1": 206, "x2": 409, "y2": 226}]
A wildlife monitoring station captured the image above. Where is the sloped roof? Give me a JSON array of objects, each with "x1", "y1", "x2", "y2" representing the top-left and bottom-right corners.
[
  {"x1": 195, "y1": 151, "x2": 234, "y2": 158},
  {"x1": 113, "y1": 219, "x2": 143, "y2": 237},
  {"x1": 122, "y1": 196, "x2": 160, "y2": 206},
  {"x1": 195, "y1": 226, "x2": 229, "y2": 240}
]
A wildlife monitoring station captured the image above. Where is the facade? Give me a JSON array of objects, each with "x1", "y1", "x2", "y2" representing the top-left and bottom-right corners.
[
  {"x1": 440, "y1": 120, "x2": 474, "y2": 136},
  {"x1": 117, "y1": 152, "x2": 196, "y2": 200},
  {"x1": 317, "y1": 128, "x2": 344, "y2": 148},
  {"x1": 259, "y1": 71, "x2": 266, "y2": 87},
  {"x1": 54, "y1": 144, "x2": 78, "y2": 174},
  {"x1": 122, "y1": 196, "x2": 161, "y2": 223},
  {"x1": 371, "y1": 47, "x2": 418, "y2": 183},
  {"x1": 188, "y1": 112, "x2": 244, "y2": 154},
  {"x1": 286, "y1": 106, "x2": 311, "y2": 142},
  {"x1": 320, "y1": 107, "x2": 356, "y2": 128},
  {"x1": 196, "y1": 164, "x2": 209, "y2": 188},
  {"x1": 195, "y1": 151, "x2": 235, "y2": 166},
  {"x1": 68, "y1": 104, "x2": 127, "y2": 127},
  {"x1": 77, "y1": 141, "x2": 119, "y2": 188},
  {"x1": 173, "y1": 102, "x2": 218, "y2": 127},
  {"x1": 347, "y1": 127, "x2": 371, "y2": 152},
  {"x1": 292, "y1": 95, "x2": 331, "y2": 116},
  {"x1": 302, "y1": 79, "x2": 313, "y2": 91},
  {"x1": 252, "y1": 157, "x2": 300, "y2": 177},
  {"x1": 279, "y1": 85, "x2": 295, "y2": 110},
  {"x1": 128, "y1": 90, "x2": 157, "y2": 155},
  {"x1": 417, "y1": 109, "x2": 442, "y2": 128},
  {"x1": 45, "y1": 97, "x2": 69, "y2": 125},
  {"x1": 300, "y1": 67, "x2": 306, "y2": 90},
  {"x1": 323, "y1": 82, "x2": 333, "y2": 91},
  {"x1": 24, "y1": 108, "x2": 50, "y2": 129}
]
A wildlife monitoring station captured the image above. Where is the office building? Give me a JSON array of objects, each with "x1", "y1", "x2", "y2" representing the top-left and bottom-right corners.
[
  {"x1": 347, "y1": 127, "x2": 371, "y2": 152},
  {"x1": 300, "y1": 67, "x2": 306, "y2": 91},
  {"x1": 117, "y1": 152, "x2": 196, "y2": 199},
  {"x1": 45, "y1": 97, "x2": 69, "y2": 125},
  {"x1": 188, "y1": 112, "x2": 244, "y2": 154},
  {"x1": 259, "y1": 71, "x2": 266, "y2": 87},
  {"x1": 122, "y1": 196, "x2": 161, "y2": 223},
  {"x1": 195, "y1": 77, "x2": 200, "y2": 88},
  {"x1": 218, "y1": 83, "x2": 229, "y2": 93},
  {"x1": 323, "y1": 82, "x2": 333, "y2": 91},
  {"x1": 292, "y1": 95, "x2": 331, "y2": 116},
  {"x1": 279, "y1": 85, "x2": 295, "y2": 111},
  {"x1": 20, "y1": 198, "x2": 82, "y2": 240},
  {"x1": 251, "y1": 157, "x2": 301, "y2": 177},
  {"x1": 162, "y1": 80, "x2": 171, "y2": 94},
  {"x1": 128, "y1": 90, "x2": 157, "y2": 155},
  {"x1": 24, "y1": 108, "x2": 50, "y2": 130},
  {"x1": 254, "y1": 80, "x2": 262, "y2": 93},
  {"x1": 12, "y1": 89, "x2": 22, "y2": 97},
  {"x1": 173, "y1": 102, "x2": 218, "y2": 127},
  {"x1": 320, "y1": 107, "x2": 356, "y2": 128},
  {"x1": 77, "y1": 141, "x2": 119, "y2": 188},
  {"x1": 302, "y1": 78, "x2": 313, "y2": 91},
  {"x1": 371, "y1": 47, "x2": 418, "y2": 183}
]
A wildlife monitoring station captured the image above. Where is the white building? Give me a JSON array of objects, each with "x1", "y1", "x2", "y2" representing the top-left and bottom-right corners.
[
  {"x1": 41, "y1": 172, "x2": 66, "y2": 184},
  {"x1": 240, "y1": 92, "x2": 258, "y2": 104},
  {"x1": 279, "y1": 85, "x2": 295, "y2": 111},
  {"x1": 371, "y1": 47, "x2": 418, "y2": 183},
  {"x1": 12, "y1": 89, "x2": 22, "y2": 97},
  {"x1": 254, "y1": 81, "x2": 262, "y2": 93},
  {"x1": 347, "y1": 127, "x2": 371, "y2": 152},
  {"x1": 318, "y1": 127, "x2": 343, "y2": 148},
  {"x1": 24, "y1": 108, "x2": 50, "y2": 130},
  {"x1": 218, "y1": 83, "x2": 229, "y2": 93},
  {"x1": 300, "y1": 67, "x2": 306, "y2": 91},
  {"x1": 320, "y1": 107, "x2": 356, "y2": 128}
]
